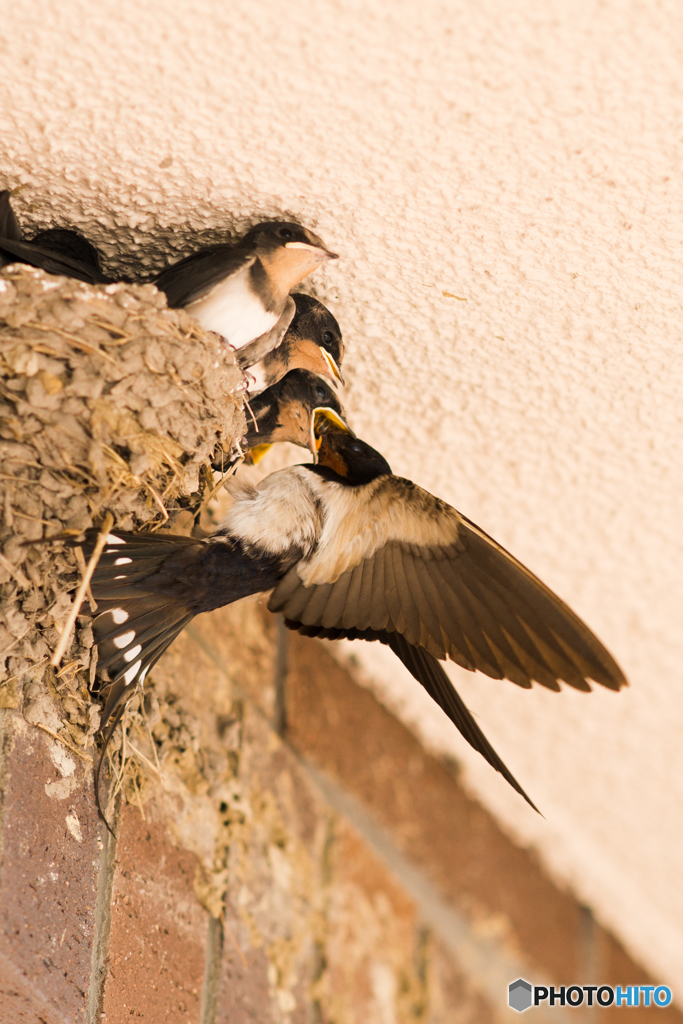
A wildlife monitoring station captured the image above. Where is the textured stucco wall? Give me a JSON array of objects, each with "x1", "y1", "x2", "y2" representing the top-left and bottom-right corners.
[{"x1": 2, "y1": 0, "x2": 683, "y2": 991}]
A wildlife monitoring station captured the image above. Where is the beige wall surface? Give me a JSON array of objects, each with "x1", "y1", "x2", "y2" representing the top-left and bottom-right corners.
[{"x1": 1, "y1": 0, "x2": 682, "y2": 993}]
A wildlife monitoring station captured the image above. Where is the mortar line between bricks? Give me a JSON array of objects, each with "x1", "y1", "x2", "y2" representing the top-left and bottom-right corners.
[
  {"x1": 86, "y1": 787, "x2": 122, "y2": 1024},
  {"x1": 186, "y1": 621, "x2": 274, "y2": 1024},
  {"x1": 0, "y1": 709, "x2": 17, "y2": 872},
  {"x1": 200, "y1": 914, "x2": 225, "y2": 1024}
]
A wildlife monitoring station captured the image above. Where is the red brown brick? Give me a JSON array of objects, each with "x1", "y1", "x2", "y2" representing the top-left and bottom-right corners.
[
  {"x1": 102, "y1": 804, "x2": 208, "y2": 1023},
  {"x1": 0, "y1": 714, "x2": 100, "y2": 1024}
]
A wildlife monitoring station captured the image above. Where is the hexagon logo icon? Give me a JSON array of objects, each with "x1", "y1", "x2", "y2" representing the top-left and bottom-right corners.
[{"x1": 509, "y1": 978, "x2": 533, "y2": 1012}]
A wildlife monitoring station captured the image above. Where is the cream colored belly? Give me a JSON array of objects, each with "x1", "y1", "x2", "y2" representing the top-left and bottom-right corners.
[{"x1": 189, "y1": 268, "x2": 279, "y2": 349}]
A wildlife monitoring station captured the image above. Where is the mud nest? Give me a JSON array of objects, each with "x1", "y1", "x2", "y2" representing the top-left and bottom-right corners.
[{"x1": 0, "y1": 264, "x2": 245, "y2": 752}]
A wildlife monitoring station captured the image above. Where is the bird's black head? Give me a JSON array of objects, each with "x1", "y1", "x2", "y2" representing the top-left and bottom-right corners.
[
  {"x1": 31, "y1": 228, "x2": 103, "y2": 271},
  {"x1": 314, "y1": 430, "x2": 392, "y2": 486},
  {"x1": 289, "y1": 293, "x2": 344, "y2": 384},
  {"x1": 243, "y1": 370, "x2": 350, "y2": 463},
  {"x1": 243, "y1": 221, "x2": 338, "y2": 261}
]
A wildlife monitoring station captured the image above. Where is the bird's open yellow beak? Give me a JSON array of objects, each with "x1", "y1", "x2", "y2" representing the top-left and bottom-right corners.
[
  {"x1": 311, "y1": 408, "x2": 354, "y2": 461},
  {"x1": 245, "y1": 443, "x2": 273, "y2": 465}
]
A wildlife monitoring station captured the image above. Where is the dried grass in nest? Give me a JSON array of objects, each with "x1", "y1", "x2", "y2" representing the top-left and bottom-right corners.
[{"x1": 0, "y1": 264, "x2": 246, "y2": 757}]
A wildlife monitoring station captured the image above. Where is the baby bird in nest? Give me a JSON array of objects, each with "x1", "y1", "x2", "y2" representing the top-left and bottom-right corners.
[
  {"x1": 155, "y1": 221, "x2": 338, "y2": 370},
  {"x1": 242, "y1": 293, "x2": 344, "y2": 395},
  {"x1": 212, "y1": 368, "x2": 350, "y2": 472}
]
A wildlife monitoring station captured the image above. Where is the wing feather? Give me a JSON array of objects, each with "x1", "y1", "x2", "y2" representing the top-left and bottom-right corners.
[
  {"x1": 422, "y1": 558, "x2": 505, "y2": 678},
  {"x1": 457, "y1": 544, "x2": 579, "y2": 675},
  {"x1": 273, "y1": 569, "x2": 317, "y2": 621},
  {"x1": 458, "y1": 520, "x2": 624, "y2": 688},
  {"x1": 368, "y1": 545, "x2": 387, "y2": 631},
  {"x1": 384, "y1": 633, "x2": 538, "y2": 811},
  {"x1": 342, "y1": 562, "x2": 366, "y2": 631},
  {"x1": 279, "y1": 616, "x2": 538, "y2": 811},
  {"x1": 389, "y1": 544, "x2": 416, "y2": 639},
  {"x1": 156, "y1": 249, "x2": 254, "y2": 308},
  {"x1": 394, "y1": 548, "x2": 433, "y2": 652},
  {"x1": 421, "y1": 559, "x2": 476, "y2": 673},
  {"x1": 431, "y1": 560, "x2": 544, "y2": 687},
  {"x1": 397, "y1": 552, "x2": 446, "y2": 655},
  {"x1": 379, "y1": 543, "x2": 402, "y2": 631},
  {"x1": 355, "y1": 555, "x2": 376, "y2": 631},
  {"x1": 321, "y1": 569, "x2": 354, "y2": 629},
  {"x1": 298, "y1": 582, "x2": 334, "y2": 626},
  {"x1": 443, "y1": 556, "x2": 561, "y2": 684},
  {"x1": 268, "y1": 477, "x2": 625, "y2": 692},
  {"x1": 270, "y1": 565, "x2": 304, "y2": 607}
]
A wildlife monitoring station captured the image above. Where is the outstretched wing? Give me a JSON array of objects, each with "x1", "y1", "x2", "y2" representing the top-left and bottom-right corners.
[
  {"x1": 289, "y1": 618, "x2": 538, "y2": 810},
  {"x1": 269, "y1": 476, "x2": 626, "y2": 693}
]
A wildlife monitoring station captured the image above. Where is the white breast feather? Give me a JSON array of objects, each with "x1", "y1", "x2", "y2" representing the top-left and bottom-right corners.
[
  {"x1": 222, "y1": 467, "x2": 321, "y2": 556},
  {"x1": 189, "y1": 261, "x2": 278, "y2": 349},
  {"x1": 297, "y1": 475, "x2": 463, "y2": 585}
]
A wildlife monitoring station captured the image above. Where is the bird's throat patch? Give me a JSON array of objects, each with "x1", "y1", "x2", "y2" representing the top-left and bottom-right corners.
[{"x1": 317, "y1": 448, "x2": 348, "y2": 479}]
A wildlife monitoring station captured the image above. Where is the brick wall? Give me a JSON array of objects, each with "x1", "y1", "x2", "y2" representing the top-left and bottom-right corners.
[{"x1": 0, "y1": 601, "x2": 678, "y2": 1023}]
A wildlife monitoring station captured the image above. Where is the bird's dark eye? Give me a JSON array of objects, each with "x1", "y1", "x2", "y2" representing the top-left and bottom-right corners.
[
  {"x1": 322, "y1": 330, "x2": 334, "y2": 344},
  {"x1": 315, "y1": 387, "x2": 327, "y2": 402},
  {"x1": 348, "y1": 443, "x2": 363, "y2": 453},
  {"x1": 279, "y1": 227, "x2": 294, "y2": 239}
]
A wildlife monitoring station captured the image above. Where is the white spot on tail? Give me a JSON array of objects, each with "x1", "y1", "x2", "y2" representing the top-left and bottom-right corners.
[
  {"x1": 123, "y1": 660, "x2": 142, "y2": 685},
  {"x1": 139, "y1": 666, "x2": 149, "y2": 683},
  {"x1": 114, "y1": 557, "x2": 132, "y2": 565},
  {"x1": 114, "y1": 630, "x2": 136, "y2": 649},
  {"x1": 124, "y1": 644, "x2": 142, "y2": 663},
  {"x1": 110, "y1": 608, "x2": 129, "y2": 624},
  {"x1": 106, "y1": 534, "x2": 125, "y2": 545}
]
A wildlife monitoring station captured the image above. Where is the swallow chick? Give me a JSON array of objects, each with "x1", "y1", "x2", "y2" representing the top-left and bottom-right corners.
[
  {"x1": 241, "y1": 293, "x2": 344, "y2": 395},
  {"x1": 155, "y1": 221, "x2": 338, "y2": 359},
  {"x1": 0, "y1": 190, "x2": 110, "y2": 285},
  {"x1": 212, "y1": 369, "x2": 351, "y2": 470},
  {"x1": 81, "y1": 430, "x2": 626, "y2": 814}
]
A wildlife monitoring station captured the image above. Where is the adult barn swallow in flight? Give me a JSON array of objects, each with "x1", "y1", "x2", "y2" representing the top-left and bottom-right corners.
[
  {"x1": 155, "y1": 221, "x2": 338, "y2": 360},
  {"x1": 213, "y1": 369, "x2": 351, "y2": 469},
  {"x1": 242, "y1": 293, "x2": 344, "y2": 395},
  {"x1": 0, "y1": 191, "x2": 110, "y2": 284},
  {"x1": 81, "y1": 430, "x2": 626, "y2": 813}
]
